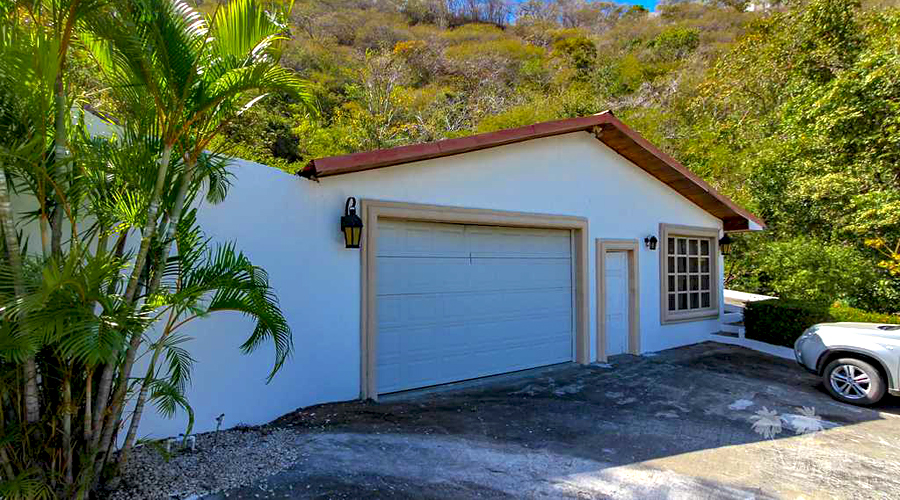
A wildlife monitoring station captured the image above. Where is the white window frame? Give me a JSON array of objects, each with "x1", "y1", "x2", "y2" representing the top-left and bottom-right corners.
[{"x1": 658, "y1": 223, "x2": 720, "y2": 324}]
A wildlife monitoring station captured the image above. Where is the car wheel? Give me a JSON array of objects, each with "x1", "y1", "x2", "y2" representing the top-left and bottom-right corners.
[{"x1": 823, "y1": 358, "x2": 885, "y2": 406}]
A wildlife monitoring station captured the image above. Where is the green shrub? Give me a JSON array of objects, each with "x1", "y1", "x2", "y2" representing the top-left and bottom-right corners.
[
  {"x1": 744, "y1": 300, "x2": 900, "y2": 347},
  {"x1": 648, "y1": 27, "x2": 700, "y2": 60},
  {"x1": 441, "y1": 23, "x2": 507, "y2": 44},
  {"x1": 551, "y1": 35, "x2": 597, "y2": 78},
  {"x1": 829, "y1": 305, "x2": 900, "y2": 324},
  {"x1": 474, "y1": 100, "x2": 558, "y2": 133},
  {"x1": 744, "y1": 299, "x2": 832, "y2": 348}
]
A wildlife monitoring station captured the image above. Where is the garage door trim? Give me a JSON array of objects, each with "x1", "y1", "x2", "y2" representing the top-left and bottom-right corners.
[{"x1": 360, "y1": 199, "x2": 590, "y2": 400}]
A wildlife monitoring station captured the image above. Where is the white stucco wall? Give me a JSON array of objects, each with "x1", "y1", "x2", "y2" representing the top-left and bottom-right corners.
[{"x1": 137, "y1": 131, "x2": 725, "y2": 439}]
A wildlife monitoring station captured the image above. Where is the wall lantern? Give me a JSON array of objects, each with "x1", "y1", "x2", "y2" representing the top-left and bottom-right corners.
[
  {"x1": 718, "y1": 234, "x2": 734, "y2": 256},
  {"x1": 644, "y1": 235, "x2": 658, "y2": 250},
  {"x1": 341, "y1": 197, "x2": 363, "y2": 249}
]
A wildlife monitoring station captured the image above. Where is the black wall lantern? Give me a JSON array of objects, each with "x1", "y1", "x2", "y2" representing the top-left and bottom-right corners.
[
  {"x1": 718, "y1": 234, "x2": 734, "y2": 256},
  {"x1": 341, "y1": 197, "x2": 363, "y2": 249},
  {"x1": 644, "y1": 235, "x2": 658, "y2": 250}
]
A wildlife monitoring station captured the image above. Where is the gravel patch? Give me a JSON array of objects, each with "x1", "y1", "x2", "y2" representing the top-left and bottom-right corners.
[{"x1": 108, "y1": 426, "x2": 305, "y2": 499}]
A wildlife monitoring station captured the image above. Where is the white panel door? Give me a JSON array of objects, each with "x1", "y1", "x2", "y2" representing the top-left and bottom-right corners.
[
  {"x1": 376, "y1": 220, "x2": 574, "y2": 394},
  {"x1": 605, "y1": 252, "x2": 630, "y2": 356}
]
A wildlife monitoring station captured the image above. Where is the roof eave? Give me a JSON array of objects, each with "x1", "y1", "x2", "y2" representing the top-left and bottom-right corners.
[{"x1": 298, "y1": 111, "x2": 765, "y2": 231}]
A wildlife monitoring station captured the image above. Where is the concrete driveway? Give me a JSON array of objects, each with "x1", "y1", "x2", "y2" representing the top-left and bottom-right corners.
[{"x1": 209, "y1": 342, "x2": 900, "y2": 499}]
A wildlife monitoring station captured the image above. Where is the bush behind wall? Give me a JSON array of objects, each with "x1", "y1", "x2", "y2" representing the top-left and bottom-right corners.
[
  {"x1": 745, "y1": 299, "x2": 900, "y2": 348},
  {"x1": 744, "y1": 299, "x2": 834, "y2": 348}
]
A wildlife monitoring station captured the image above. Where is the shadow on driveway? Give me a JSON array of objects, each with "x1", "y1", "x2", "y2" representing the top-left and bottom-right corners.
[{"x1": 209, "y1": 342, "x2": 900, "y2": 499}]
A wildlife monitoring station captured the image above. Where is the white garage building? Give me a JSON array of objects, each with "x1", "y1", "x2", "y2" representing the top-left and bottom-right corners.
[{"x1": 139, "y1": 111, "x2": 763, "y2": 438}]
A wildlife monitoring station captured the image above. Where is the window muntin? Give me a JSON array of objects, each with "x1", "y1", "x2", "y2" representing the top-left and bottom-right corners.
[{"x1": 665, "y1": 235, "x2": 713, "y2": 314}]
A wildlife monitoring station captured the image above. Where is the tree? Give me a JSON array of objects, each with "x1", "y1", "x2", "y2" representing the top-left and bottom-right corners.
[
  {"x1": 551, "y1": 33, "x2": 597, "y2": 79},
  {"x1": 689, "y1": 0, "x2": 900, "y2": 312},
  {"x1": 88, "y1": 0, "x2": 311, "y2": 475},
  {"x1": 866, "y1": 239, "x2": 900, "y2": 277},
  {"x1": 0, "y1": 0, "x2": 311, "y2": 497}
]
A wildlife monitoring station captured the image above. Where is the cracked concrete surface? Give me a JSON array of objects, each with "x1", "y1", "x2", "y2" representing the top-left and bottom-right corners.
[{"x1": 207, "y1": 342, "x2": 900, "y2": 499}]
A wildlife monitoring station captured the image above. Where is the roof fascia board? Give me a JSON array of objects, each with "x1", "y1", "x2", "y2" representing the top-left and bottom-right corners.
[{"x1": 300, "y1": 112, "x2": 764, "y2": 230}]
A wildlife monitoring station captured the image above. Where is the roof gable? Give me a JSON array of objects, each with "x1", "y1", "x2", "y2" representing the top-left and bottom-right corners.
[{"x1": 300, "y1": 111, "x2": 763, "y2": 231}]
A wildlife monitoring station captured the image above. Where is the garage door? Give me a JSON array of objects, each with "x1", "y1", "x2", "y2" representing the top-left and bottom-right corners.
[{"x1": 376, "y1": 220, "x2": 574, "y2": 394}]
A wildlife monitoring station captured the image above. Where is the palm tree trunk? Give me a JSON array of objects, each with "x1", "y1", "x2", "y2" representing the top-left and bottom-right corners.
[
  {"x1": 79, "y1": 229, "x2": 108, "y2": 447},
  {"x1": 94, "y1": 143, "x2": 174, "y2": 471},
  {"x1": 40, "y1": 215, "x2": 51, "y2": 257},
  {"x1": 117, "y1": 310, "x2": 177, "y2": 469},
  {"x1": 117, "y1": 156, "x2": 195, "y2": 472},
  {"x1": 0, "y1": 396, "x2": 15, "y2": 481},
  {"x1": 90, "y1": 231, "x2": 128, "y2": 446},
  {"x1": 146, "y1": 156, "x2": 195, "y2": 296},
  {"x1": 52, "y1": 73, "x2": 71, "y2": 485},
  {"x1": 51, "y1": 72, "x2": 67, "y2": 257},
  {"x1": 0, "y1": 446, "x2": 13, "y2": 482},
  {"x1": 122, "y1": 144, "x2": 174, "y2": 304},
  {"x1": 84, "y1": 367, "x2": 93, "y2": 444},
  {"x1": 96, "y1": 230, "x2": 109, "y2": 259},
  {"x1": 62, "y1": 373, "x2": 73, "y2": 485},
  {"x1": 0, "y1": 166, "x2": 40, "y2": 424}
]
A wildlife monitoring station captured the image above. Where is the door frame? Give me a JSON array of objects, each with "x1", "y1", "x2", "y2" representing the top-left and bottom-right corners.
[
  {"x1": 596, "y1": 238, "x2": 640, "y2": 362},
  {"x1": 359, "y1": 199, "x2": 590, "y2": 400}
]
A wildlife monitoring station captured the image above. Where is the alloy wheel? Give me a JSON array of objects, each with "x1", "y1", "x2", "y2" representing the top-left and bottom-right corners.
[{"x1": 829, "y1": 364, "x2": 871, "y2": 400}]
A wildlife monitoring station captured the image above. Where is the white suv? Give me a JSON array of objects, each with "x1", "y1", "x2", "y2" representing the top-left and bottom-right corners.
[{"x1": 794, "y1": 322, "x2": 900, "y2": 405}]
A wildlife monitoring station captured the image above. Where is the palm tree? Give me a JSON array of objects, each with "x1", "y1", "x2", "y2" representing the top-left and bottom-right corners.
[
  {"x1": 0, "y1": 0, "x2": 72, "y2": 432},
  {"x1": 117, "y1": 212, "x2": 293, "y2": 468},
  {"x1": 0, "y1": 0, "x2": 310, "y2": 496},
  {"x1": 0, "y1": 7, "x2": 43, "y2": 432},
  {"x1": 84, "y1": 0, "x2": 311, "y2": 475}
]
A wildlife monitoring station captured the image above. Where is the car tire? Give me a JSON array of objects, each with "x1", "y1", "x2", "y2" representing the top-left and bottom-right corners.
[{"x1": 823, "y1": 358, "x2": 886, "y2": 406}]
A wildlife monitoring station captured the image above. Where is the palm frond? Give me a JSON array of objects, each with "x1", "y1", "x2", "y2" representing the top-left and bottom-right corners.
[
  {"x1": 0, "y1": 16, "x2": 55, "y2": 170},
  {"x1": 0, "y1": 468, "x2": 55, "y2": 500},
  {"x1": 200, "y1": 63, "x2": 311, "y2": 121},
  {"x1": 155, "y1": 231, "x2": 292, "y2": 382},
  {"x1": 193, "y1": 151, "x2": 233, "y2": 205},
  {"x1": 0, "y1": 247, "x2": 146, "y2": 366},
  {"x1": 0, "y1": 321, "x2": 38, "y2": 364},
  {"x1": 158, "y1": 333, "x2": 194, "y2": 392},
  {"x1": 210, "y1": 0, "x2": 289, "y2": 63},
  {"x1": 147, "y1": 377, "x2": 193, "y2": 424},
  {"x1": 155, "y1": 0, "x2": 208, "y2": 103}
]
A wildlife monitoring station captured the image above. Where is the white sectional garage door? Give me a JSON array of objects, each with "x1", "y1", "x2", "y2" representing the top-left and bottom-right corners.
[{"x1": 376, "y1": 220, "x2": 574, "y2": 394}]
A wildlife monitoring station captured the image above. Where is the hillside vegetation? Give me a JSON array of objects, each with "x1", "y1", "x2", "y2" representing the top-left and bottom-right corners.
[
  {"x1": 217, "y1": 0, "x2": 758, "y2": 166},
  {"x1": 203, "y1": 0, "x2": 900, "y2": 313}
]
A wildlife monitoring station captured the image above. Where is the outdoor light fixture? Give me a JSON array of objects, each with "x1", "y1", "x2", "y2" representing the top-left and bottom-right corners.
[
  {"x1": 718, "y1": 234, "x2": 734, "y2": 256},
  {"x1": 644, "y1": 235, "x2": 658, "y2": 250},
  {"x1": 341, "y1": 197, "x2": 363, "y2": 249}
]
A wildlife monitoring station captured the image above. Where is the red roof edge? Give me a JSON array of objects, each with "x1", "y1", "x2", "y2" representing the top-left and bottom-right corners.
[
  {"x1": 597, "y1": 113, "x2": 766, "y2": 230},
  {"x1": 299, "y1": 111, "x2": 764, "y2": 231},
  {"x1": 300, "y1": 114, "x2": 608, "y2": 178}
]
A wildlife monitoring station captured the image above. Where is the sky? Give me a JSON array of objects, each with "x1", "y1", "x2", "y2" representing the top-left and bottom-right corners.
[
  {"x1": 624, "y1": 0, "x2": 658, "y2": 10},
  {"x1": 517, "y1": 0, "x2": 661, "y2": 13},
  {"x1": 511, "y1": 0, "x2": 661, "y2": 15}
]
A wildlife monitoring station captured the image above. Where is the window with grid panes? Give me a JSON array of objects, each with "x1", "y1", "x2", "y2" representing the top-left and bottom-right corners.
[{"x1": 665, "y1": 236, "x2": 714, "y2": 314}]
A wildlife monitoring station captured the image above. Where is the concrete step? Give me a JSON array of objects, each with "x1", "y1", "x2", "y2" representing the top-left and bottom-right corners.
[
  {"x1": 722, "y1": 312, "x2": 742, "y2": 324},
  {"x1": 721, "y1": 322, "x2": 745, "y2": 336},
  {"x1": 724, "y1": 303, "x2": 743, "y2": 314}
]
